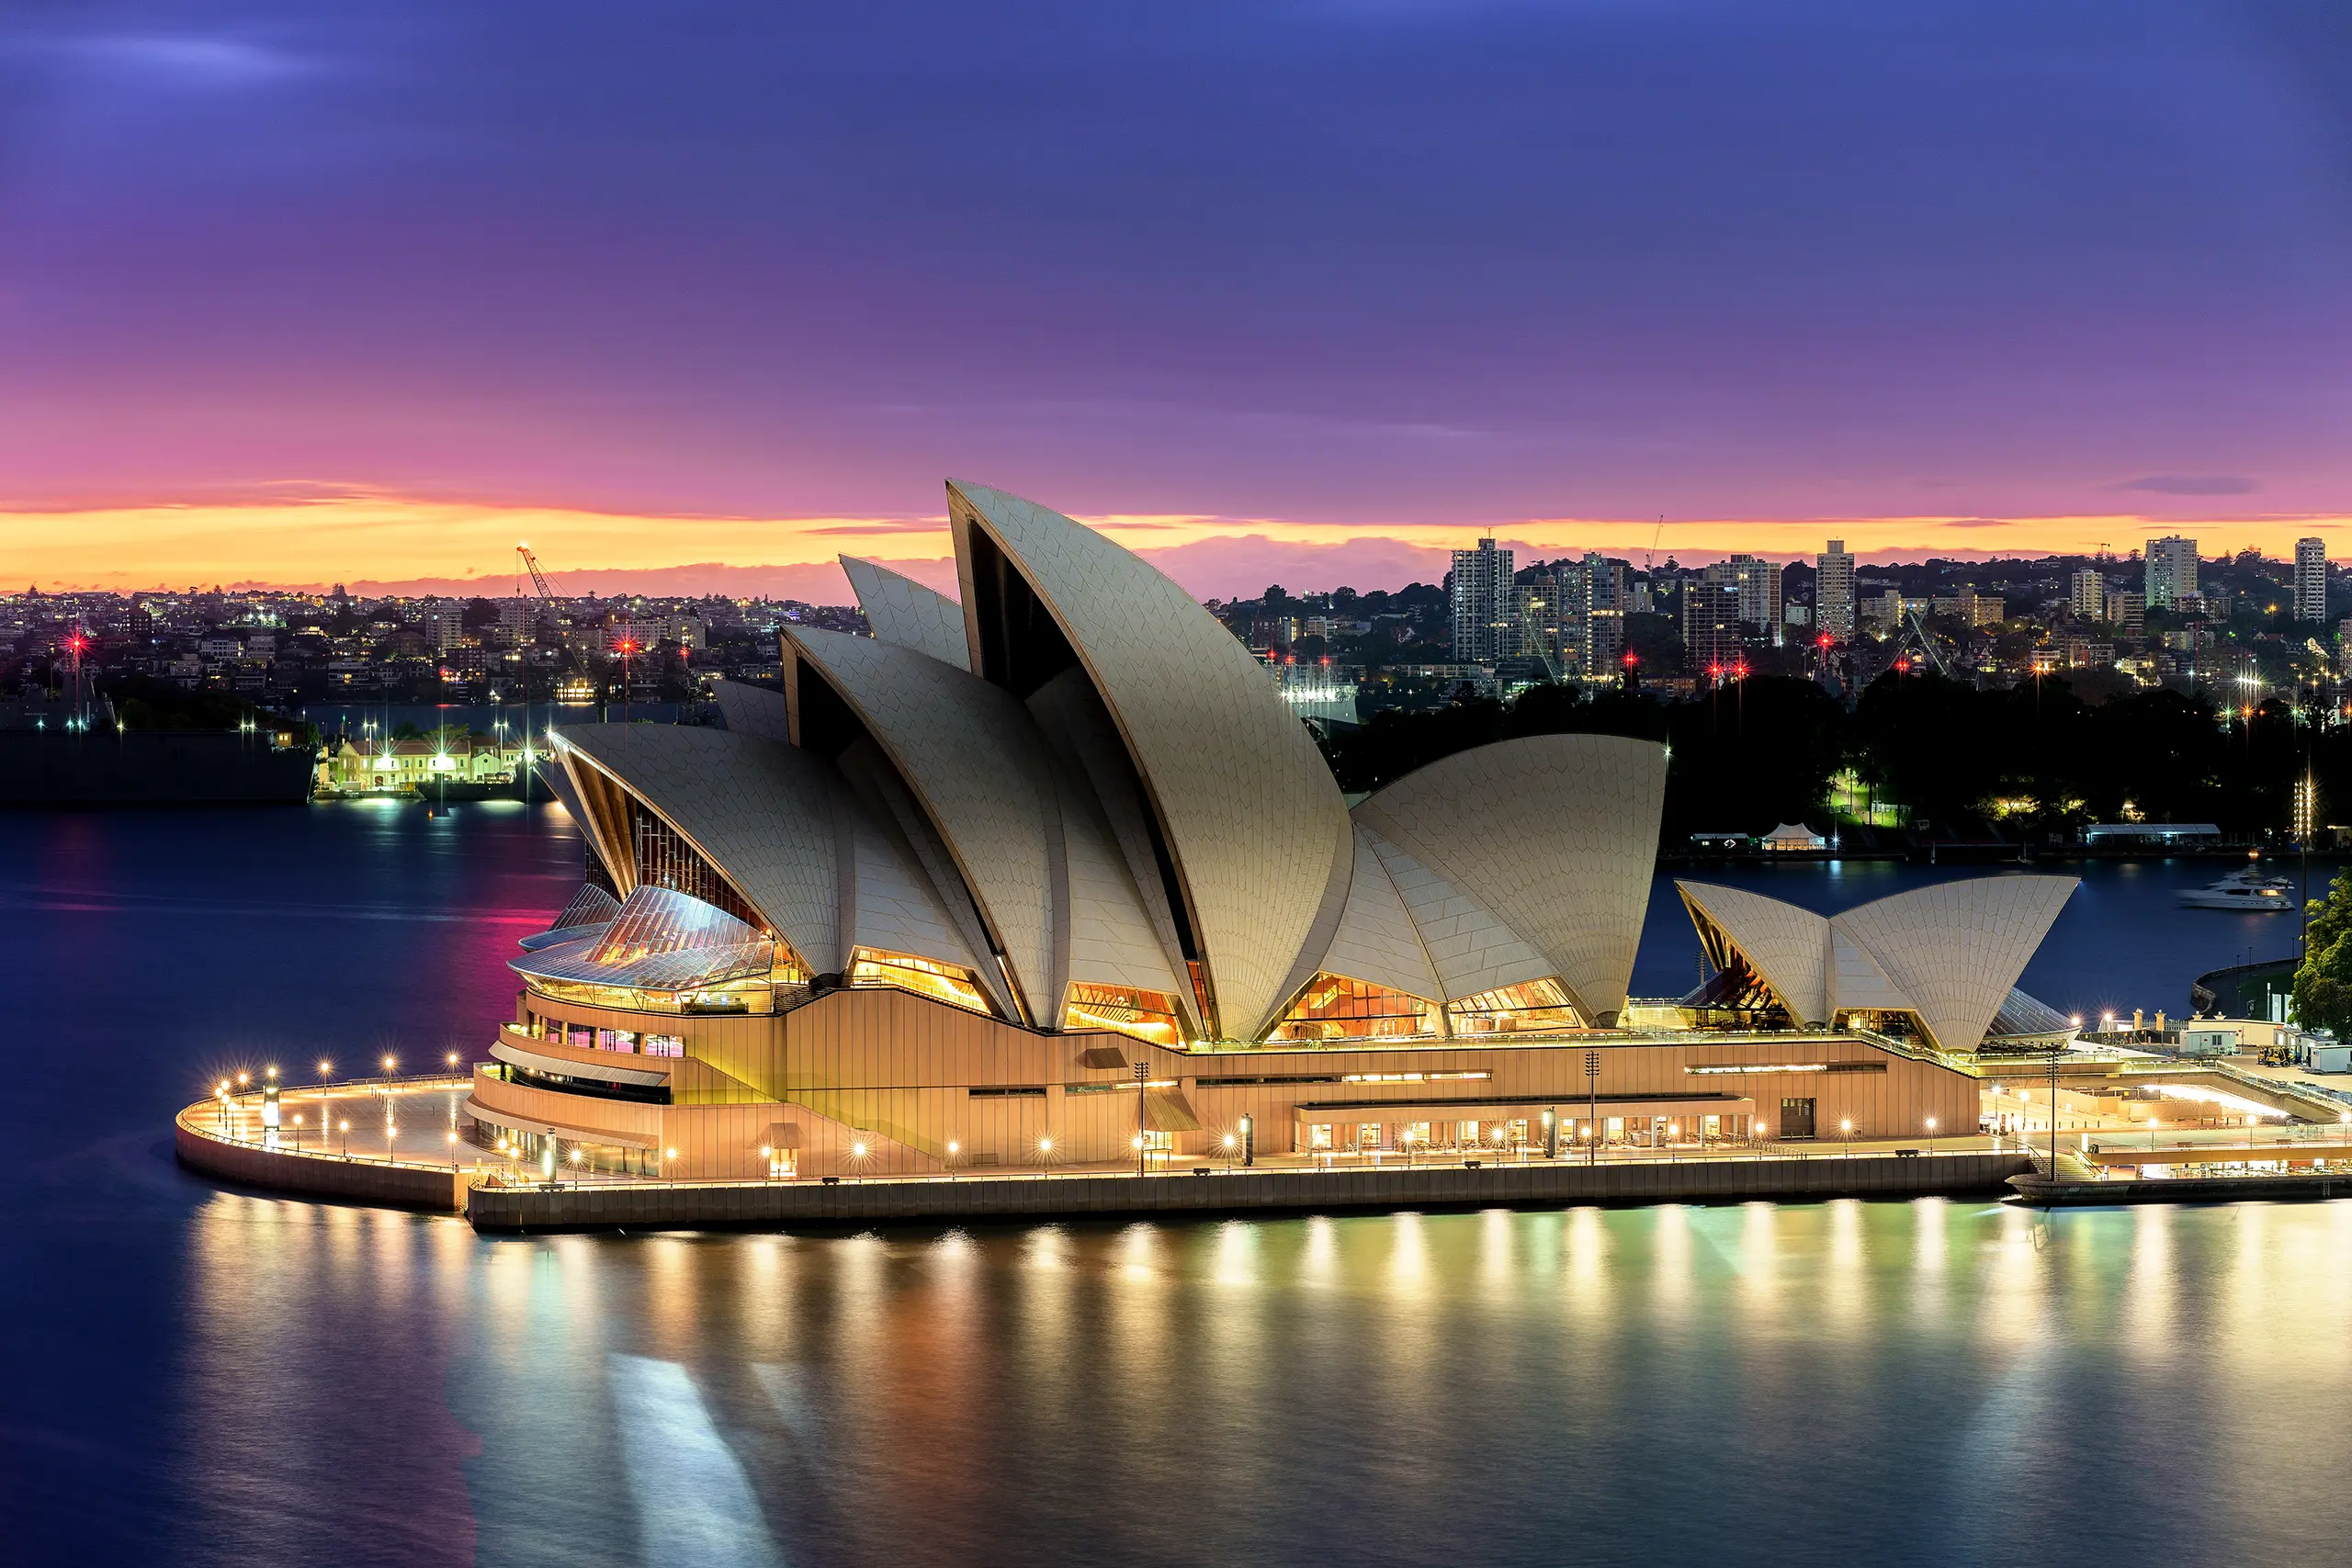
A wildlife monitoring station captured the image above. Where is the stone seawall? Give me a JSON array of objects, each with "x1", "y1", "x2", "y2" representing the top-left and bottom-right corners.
[
  {"x1": 466, "y1": 1152, "x2": 2034, "y2": 1233},
  {"x1": 175, "y1": 1121, "x2": 469, "y2": 1212},
  {"x1": 2010, "y1": 1170, "x2": 2352, "y2": 1206}
]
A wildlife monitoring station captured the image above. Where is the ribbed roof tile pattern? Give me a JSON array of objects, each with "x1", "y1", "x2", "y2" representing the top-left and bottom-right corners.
[
  {"x1": 1363, "y1": 829, "x2": 1552, "y2": 1002},
  {"x1": 843, "y1": 796, "x2": 988, "y2": 977},
  {"x1": 1317, "y1": 826, "x2": 1443, "y2": 1004},
  {"x1": 1354, "y1": 735, "x2": 1668, "y2": 1022},
  {"x1": 713, "y1": 679, "x2": 794, "y2": 745},
  {"x1": 949, "y1": 481, "x2": 1351, "y2": 1037},
  {"x1": 1678, "y1": 874, "x2": 2078, "y2": 1051},
  {"x1": 840, "y1": 555, "x2": 971, "y2": 670},
  {"x1": 1676, "y1": 881, "x2": 1831, "y2": 1023},
  {"x1": 554, "y1": 724, "x2": 842, "y2": 974},
  {"x1": 784, "y1": 626, "x2": 1056, "y2": 1017},
  {"x1": 1053, "y1": 752, "x2": 1185, "y2": 998},
  {"x1": 1832, "y1": 875, "x2": 2077, "y2": 1053}
]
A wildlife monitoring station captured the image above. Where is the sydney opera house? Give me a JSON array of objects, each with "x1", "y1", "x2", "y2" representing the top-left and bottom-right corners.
[{"x1": 463, "y1": 481, "x2": 2079, "y2": 1179}]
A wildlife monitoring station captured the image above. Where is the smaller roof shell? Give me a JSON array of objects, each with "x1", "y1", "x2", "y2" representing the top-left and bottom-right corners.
[{"x1": 839, "y1": 556, "x2": 971, "y2": 670}]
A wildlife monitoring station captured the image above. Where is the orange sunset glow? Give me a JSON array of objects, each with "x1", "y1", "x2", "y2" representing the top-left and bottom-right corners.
[{"x1": 13, "y1": 495, "x2": 2349, "y2": 603}]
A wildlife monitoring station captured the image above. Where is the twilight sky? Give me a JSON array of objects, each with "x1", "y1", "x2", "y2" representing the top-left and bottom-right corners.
[{"x1": 6, "y1": 1, "x2": 2352, "y2": 599}]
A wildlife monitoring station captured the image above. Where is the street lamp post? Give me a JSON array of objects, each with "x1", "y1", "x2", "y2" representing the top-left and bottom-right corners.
[
  {"x1": 1925, "y1": 1115, "x2": 1937, "y2": 1154},
  {"x1": 1135, "y1": 1061, "x2": 1150, "y2": 1179},
  {"x1": 1584, "y1": 1050, "x2": 1600, "y2": 1167}
]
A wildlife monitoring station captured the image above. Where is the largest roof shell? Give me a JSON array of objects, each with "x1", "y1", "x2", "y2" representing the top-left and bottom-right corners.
[{"x1": 947, "y1": 480, "x2": 1352, "y2": 1038}]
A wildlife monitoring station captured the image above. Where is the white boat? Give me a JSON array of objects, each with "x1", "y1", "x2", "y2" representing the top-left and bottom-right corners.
[{"x1": 2177, "y1": 866, "x2": 2295, "y2": 911}]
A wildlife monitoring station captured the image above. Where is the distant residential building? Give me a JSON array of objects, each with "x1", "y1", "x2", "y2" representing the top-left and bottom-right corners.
[
  {"x1": 1860, "y1": 589, "x2": 1905, "y2": 632},
  {"x1": 2069, "y1": 569, "x2": 2105, "y2": 622},
  {"x1": 1815, "y1": 539, "x2": 1855, "y2": 642},
  {"x1": 2109, "y1": 591, "x2": 2144, "y2": 634},
  {"x1": 1513, "y1": 576, "x2": 1561, "y2": 674},
  {"x1": 2295, "y1": 537, "x2": 2328, "y2": 623},
  {"x1": 418, "y1": 601, "x2": 467, "y2": 652},
  {"x1": 1551, "y1": 561, "x2": 1594, "y2": 676},
  {"x1": 1681, "y1": 581, "x2": 1742, "y2": 675},
  {"x1": 1929, "y1": 592, "x2": 2004, "y2": 628},
  {"x1": 1450, "y1": 538, "x2": 1515, "y2": 663},
  {"x1": 2144, "y1": 536, "x2": 2199, "y2": 609},
  {"x1": 1583, "y1": 553, "x2": 1627, "y2": 675},
  {"x1": 1706, "y1": 555, "x2": 1783, "y2": 636}
]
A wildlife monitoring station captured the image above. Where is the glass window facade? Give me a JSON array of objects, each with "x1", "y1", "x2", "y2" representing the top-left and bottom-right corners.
[
  {"x1": 1271, "y1": 973, "x2": 1442, "y2": 1043},
  {"x1": 1060, "y1": 983, "x2": 1183, "y2": 1045},
  {"x1": 848, "y1": 948, "x2": 994, "y2": 1016},
  {"x1": 1445, "y1": 977, "x2": 1583, "y2": 1034}
]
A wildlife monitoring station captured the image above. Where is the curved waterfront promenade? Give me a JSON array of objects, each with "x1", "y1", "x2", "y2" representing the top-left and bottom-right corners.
[
  {"x1": 179, "y1": 1079, "x2": 2045, "y2": 1228},
  {"x1": 175, "y1": 1077, "x2": 479, "y2": 1213}
]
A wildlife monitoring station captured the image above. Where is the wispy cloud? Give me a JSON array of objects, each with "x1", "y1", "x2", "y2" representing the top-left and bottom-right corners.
[
  {"x1": 58, "y1": 34, "x2": 312, "y2": 88},
  {"x1": 2116, "y1": 474, "x2": 2258, "y2": 496},
  {"x1": 1942, "y1": 517, "x2": 2007, "y2": 529}
]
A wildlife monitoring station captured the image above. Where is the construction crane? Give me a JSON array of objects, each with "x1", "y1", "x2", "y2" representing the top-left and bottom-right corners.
[
  {"x1": 516, "y1": 542, "x2": 561, "y2": 607},
  {"x1": 511, "y1": 544, "x2": 565, "y2": 804}
]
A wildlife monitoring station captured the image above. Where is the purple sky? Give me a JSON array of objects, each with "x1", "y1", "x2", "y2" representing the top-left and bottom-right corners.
[{"x1": 6, "y1": 2, "x2": 2352, "y2": 590}]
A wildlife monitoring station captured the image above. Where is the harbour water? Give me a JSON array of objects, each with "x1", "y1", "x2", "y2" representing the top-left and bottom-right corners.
[{"x1": 6, "y1": 804, "x2": 2347, "y2": 1566}]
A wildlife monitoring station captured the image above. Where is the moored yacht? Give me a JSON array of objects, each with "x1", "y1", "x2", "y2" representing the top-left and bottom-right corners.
[{"x1": 2177, "y1": 864, "x2": 2294, "y2": 911}]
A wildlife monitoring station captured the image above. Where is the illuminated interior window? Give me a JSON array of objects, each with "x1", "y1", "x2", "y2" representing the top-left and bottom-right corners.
[
  {"x1": 1061, "y1": 983, "x2": 1183, "y2": 1045},
  {"x1": 1446, "y1": 977, "x2": 1583, "y2": 1034},
  {"x1": 849, "y1": 947, "x2": 994, "y2": 1016},
  {"x1": 1271, "y1": 973, "x2": 1441, "y2": 1043}
]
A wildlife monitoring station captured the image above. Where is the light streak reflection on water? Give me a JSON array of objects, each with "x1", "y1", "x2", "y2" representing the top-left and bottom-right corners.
[{"x1": 164, "y1": 1194, "x2": 2352, "y2": 1568}]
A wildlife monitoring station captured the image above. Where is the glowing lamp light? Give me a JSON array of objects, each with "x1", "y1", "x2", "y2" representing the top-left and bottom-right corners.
[
  {"x1": 947, "y1": 1140, "x2": 960, "y2": 1155},
  {"x1": 1038, "y1": 1136, "x2": 1053, "y2": 1154},
  {"x1": 852, "y1": 1141, "x2": 867, "y2": 1158},
  {"x1": 665, "y1": 1147, "x2": 678, "y2": 1159}
]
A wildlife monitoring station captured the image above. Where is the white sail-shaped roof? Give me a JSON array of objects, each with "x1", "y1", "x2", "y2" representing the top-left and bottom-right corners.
[
  {"x1": 840, "y1": 555, "x2": 970, "y2": 670},
  {"x1": 948, "y1": 480, "x2": 1352, "y2": 1039},
  {"x1": 1677, "y1": 874, "x2": 2079, "y2": 1051},
  {"x1": 1677, "y1": 881, "x2": 1831, "y2": 1025},
  {"x1": 1316, "y1": 826, "x2": 1444, "y2": 1005},
  {"x1": 552, "y1": 724, "x2": 842, "y2": 975},
  {"x1": 1363, "y1": 829, "x2": 1551, "y2": 1002},
  {"x1": 1828, "y1": 926, "x2": 1909, "y2": 1015},
  {"x1": 1831, "y1": 876, "x2": 2077, "y2": 1053},
  {"x1": 1353, "y1": 735, "x2": 1667, "y2": 1023},
  {"x1": 713, "y1": 679, "x2": 794, "y2": 745},
  {"x1": 784, "y1": 626, "x2": 1057, "y2": 1021},
  {"x1": 842, "y1": 789, "x2": 989, "y2": 980},
  {"x1": 1052, "y1": 750, "x2": 1188, "y2": 1001}
]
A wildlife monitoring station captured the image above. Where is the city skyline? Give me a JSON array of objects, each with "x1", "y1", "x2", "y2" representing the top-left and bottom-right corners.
[
  {"x1": 8, "y1": 3, "x2": 2352, "y2": 596},
  {"x1": 10, "y1": 496, "x2": 2352, "y2": 604}
]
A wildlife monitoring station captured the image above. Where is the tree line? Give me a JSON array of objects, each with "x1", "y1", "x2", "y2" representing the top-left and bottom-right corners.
[{"x1": 1324, "y1": 670, "x2": 2332, "y2": 844}]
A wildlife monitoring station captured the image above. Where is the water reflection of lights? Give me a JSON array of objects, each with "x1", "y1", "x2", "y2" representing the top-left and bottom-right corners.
[{"x1": 609, "y1": 1355, "x2": 783, "y2": 1567}]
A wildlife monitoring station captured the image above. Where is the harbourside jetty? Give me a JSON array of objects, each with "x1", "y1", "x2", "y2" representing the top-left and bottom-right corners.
[
  {"x1": 462, "y1": 1151, "x2": 2035, "y2": 1233},
  {"x1": 2009, "y1": 1169, "x2": 2352, "y2": 1206},
  {"x1": 175, "y1": 1091, "x2": 2034, "y2": 1228}
]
